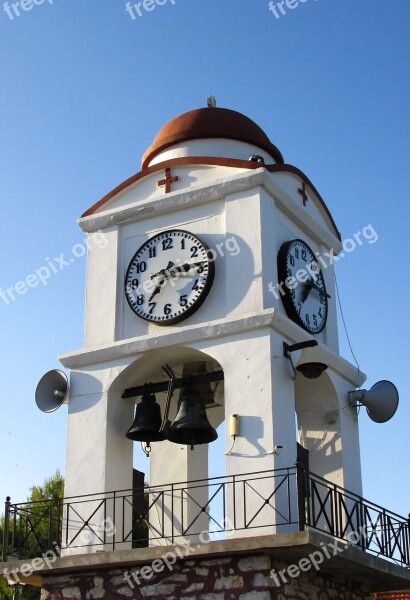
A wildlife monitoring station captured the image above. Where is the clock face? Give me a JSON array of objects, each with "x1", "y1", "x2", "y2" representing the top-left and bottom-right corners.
[
  {"x1": 277, "y1": 239, "x2": 328, "y2": 334},
  {"x1": 125, "y1": 230, "x2": 215, "y2": 325}
]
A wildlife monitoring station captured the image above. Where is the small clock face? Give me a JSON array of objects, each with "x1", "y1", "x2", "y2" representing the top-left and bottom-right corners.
[
  {"x1": 125, "y1": 230, "x2": 215, "y2": 325},
  {"x1": 277, "y1": 239, "x2": 328, "y2": 334}
]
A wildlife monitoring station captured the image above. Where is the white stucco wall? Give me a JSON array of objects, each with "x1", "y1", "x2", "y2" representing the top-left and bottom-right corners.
[{"x1": 60, "y1": 138, "x2": 365, "y2": 549}]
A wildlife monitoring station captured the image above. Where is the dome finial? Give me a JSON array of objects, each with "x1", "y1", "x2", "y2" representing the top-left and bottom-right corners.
[{"x1": 207, "y1": 95, "x2": 216, "y2": 108}]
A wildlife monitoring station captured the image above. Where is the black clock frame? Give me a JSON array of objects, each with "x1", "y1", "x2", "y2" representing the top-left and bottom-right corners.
[
  {"x1": 277, "y1": 239, "x2": 328, "y2": 334},
  {"x1": 124, "y1": 229, "x2": 215, "y2": 326}
]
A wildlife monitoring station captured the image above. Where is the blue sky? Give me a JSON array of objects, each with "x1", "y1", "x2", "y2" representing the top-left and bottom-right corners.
[{"x1": 0, "y1": 0, "x2": 409, "y2": 519}]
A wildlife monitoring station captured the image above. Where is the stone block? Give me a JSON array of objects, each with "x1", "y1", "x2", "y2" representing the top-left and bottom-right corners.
[
  {"x1": 164, "y1": 573, "x2": 188, "y2": 582},
  {"x1": 239, "y1": 592, "x2": 272, "y2": 600},
  {"x1": 116, "y1": 587, "x2": 134, "y2": 597},
  {"x1": 62, "y1": 588, "x2": 82, "y2": 599},
  {"x1": 214, "y1": 575, "x2": 244, "y2": 590},
  {"x1": 184, "y1": 582, "x2": 205, "y2": 592},
  {"x1": 201, "y1": 558, "x2": 232, "y2": 566},
  {"x1": 111, "y1": 575, "x2": 128, "y2": 586},
  {"x1": 252, "y1": 573, "x2": 272, "y2": 588},
  {"x1": 238, "y1": 555, "x2": 271, "y2": 572},
  {"x1": 141, "y1": 583, "x2": 177, "y2": 596}
]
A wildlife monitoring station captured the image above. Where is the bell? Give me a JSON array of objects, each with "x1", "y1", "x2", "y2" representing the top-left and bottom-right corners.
[
  {"x1": 167, "y1": 389, "x2": 218, "y2": 446},
  {"x1": 126, "y1": 393, "x2": 166, "y2": 443}
]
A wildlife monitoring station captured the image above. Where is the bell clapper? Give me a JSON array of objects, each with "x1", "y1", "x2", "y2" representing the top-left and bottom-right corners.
[{"x1": 142, "y1": 442, "x2": 152, "y2": 457}]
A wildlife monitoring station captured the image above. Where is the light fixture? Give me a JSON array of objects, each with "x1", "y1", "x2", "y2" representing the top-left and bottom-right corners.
[
  {"x1": 283, "y1": 340, "x2": 328, "y2": 379},
  {"x1": 229, "y1": 414, "x2": 240, "y2": 438},
  {"x1": 248, "y1": 155, "x2": 265, "y2": 163}
]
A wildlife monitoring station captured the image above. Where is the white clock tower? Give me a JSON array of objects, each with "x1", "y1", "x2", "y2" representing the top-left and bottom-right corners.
[{"x1": 59, "y1": 102, "x2": 364, "y2": 549}]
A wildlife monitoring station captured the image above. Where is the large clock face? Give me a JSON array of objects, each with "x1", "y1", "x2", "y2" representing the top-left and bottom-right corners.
[
  {"x1": 277, "y1": 239, "x2": 328, "y2": 334},
  {"x1": 125, "y1": 230, "x2": 215, "y2": 325}
]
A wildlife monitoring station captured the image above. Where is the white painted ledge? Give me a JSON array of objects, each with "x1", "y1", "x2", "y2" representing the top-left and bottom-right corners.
[
  {"x1": 78, "y1": 169, "x2": 341, "y2": 253},
  {"x1": 59, "y1": 308, "x2": 364, "y2": 386}
]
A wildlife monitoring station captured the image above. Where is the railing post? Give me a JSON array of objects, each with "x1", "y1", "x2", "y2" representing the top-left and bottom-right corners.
[
  {"x1": 296, "y1": 462, "x2": 306, "y2": 531},
  {"x1": 2, "y1": 497, "x2": 11, "y2": 562},
  {"x1": 407, "y1": 513, "x2": 410, "y2": 564}
]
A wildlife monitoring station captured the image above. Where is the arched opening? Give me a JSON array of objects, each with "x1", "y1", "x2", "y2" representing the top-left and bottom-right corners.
[
  {"x1": 295, "y1": 372, "x2": 342, "y2": 484},
  {"x1": 112, "y1": 345, "x2": 225, "y2": 546}
]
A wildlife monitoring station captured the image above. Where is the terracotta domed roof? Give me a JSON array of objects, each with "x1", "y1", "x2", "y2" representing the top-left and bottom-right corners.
[{"x1": 142, "y1": 107, "x2": 284, "y2": 168}]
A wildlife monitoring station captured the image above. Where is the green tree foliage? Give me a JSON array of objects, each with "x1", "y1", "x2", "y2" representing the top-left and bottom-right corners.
[
  {"x1": 0, "y1": 471, "x2": 64, "y2": 600},
  {"x1": 28, "y1": 471, "x2": 64, "y2": 506}
]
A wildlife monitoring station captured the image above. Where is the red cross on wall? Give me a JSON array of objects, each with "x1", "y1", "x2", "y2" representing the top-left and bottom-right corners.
[
  {"x1": 158, "y1": 168, "x2": 179, "y2": 194},
  {"x1": 298, "y1": 182, "x2": 308, "y2": 207}
]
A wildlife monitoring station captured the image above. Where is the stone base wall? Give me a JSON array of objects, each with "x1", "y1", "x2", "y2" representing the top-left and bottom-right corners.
[{"x1": 41, "y1": 553, "x2": 370, "y2": 599}]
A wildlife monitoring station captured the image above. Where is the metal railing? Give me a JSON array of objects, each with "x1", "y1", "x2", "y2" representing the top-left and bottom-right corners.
[
  {"x1": 304, "y1": 471, "x2": 410, "y2": 567},
  {"x1": 2, "y1": 467, "x2": 409, "y2": 568}
]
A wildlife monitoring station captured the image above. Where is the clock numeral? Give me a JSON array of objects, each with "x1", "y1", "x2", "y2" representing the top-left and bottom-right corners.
[
  {"x1": 289, "y1": 255, "x2": 295, "y2": 267},
  {"x1": 191, "y1": 246, "x2": 199, "y2": 258},
  {"x1": 162, "y1": 238, "x2": 173, "y2": 251},
  {"x1": 291, "y1": 289, "x2": 296, "y2": 300},
  {"x1": 179, "y1": 294, "x2": 188, "y2": 307},
  {"x1": 164, "y1": 303, "x2": 172, "y2": 316},
  {"x1": 136, "y1": 295, "x2": 144, "y2": 306},
  {"x1": 295, "y1": 248, "x2": 299, "y2": 259},
  {"x1": 130, "y1": 279, "x2": 139, "y2": 290},
  {"x1": 149, "y1": 247, "x2": 156, "y2": 258},
  {"x1": 197, "y1": 265, "x2": 204, "y2": 274},
  {"x1": 149, "y1": 302, "x2": 156, "y2": 314},
  {"x1": 320, "y1": 295, "x2": 326, "y2": 306},
  {"x1": 318, "y1": 308, "x2": 323, "y2": 318},
  {"x1": 181, "y1": 239, "x2": 186, "y2": 250},
  {"x1": 297, "y1": 303, "x2": 302, "y2": 315},
  {"x1": 135, "y1": 261, "x2": 147, "y2": 274},
  {"x1": 192, "y1": 279, "x2": 200, "y2": 291},
  {"x1": 313, "y1": 314, "x2": 318, "y2": 327},
  {"x1": 306, "y1": 314, "x2": 310, "y2": 326},
  {"x1": 302, "y1": 249, "x2": 307, "y2": 261}
]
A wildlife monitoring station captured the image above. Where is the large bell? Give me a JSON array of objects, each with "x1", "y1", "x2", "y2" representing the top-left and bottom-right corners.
[
  {"x1": 167, "y1": 389, "x2": 218, "y2": 446},
  {"x1": 126, "y1": 393, "x2": 166, "y2": 443}
]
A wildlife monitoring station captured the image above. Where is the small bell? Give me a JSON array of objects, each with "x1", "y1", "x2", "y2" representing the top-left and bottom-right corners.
[{"x1": 126, "y1": 393, "x2": 166, "y2": 443}]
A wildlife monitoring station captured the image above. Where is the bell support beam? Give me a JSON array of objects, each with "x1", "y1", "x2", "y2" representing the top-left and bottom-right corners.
[{"x1": 122, "y1": 370, "x2": 224, "y2": 399}]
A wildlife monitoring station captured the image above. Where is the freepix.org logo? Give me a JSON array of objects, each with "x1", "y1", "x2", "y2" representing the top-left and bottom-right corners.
[
  {"x1": 3, "y1": 0, "x2": 55, "y2": 21},
  {"x1": 125, "y1": 0, "x2": 176, "y2": 21},
  {"x1": 268, "y1": 0, "x2": 318, "y2": 20}
]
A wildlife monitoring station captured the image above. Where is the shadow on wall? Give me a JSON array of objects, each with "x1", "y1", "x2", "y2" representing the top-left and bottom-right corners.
[{"x1": 295, "y1": 372, "x2": 341, "y2": 481}]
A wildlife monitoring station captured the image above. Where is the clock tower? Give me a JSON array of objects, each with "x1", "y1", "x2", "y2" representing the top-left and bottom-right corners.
[{"x1": 59, "y1": 102, "x2": 364, "y2": 549}]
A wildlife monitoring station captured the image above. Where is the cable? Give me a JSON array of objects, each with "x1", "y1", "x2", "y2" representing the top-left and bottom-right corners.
[
  {"x1": 334, "y1": 273, "x2": 361, "y2": 384},
  {"x1": 225, "y1": 438, "x2": 236, "y2": 455}
]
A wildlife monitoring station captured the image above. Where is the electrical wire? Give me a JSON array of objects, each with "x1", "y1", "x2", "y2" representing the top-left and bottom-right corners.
[
  {"x1": 334, "y1": 273, "x2": 361, "y2": 384},
  {"x1": 225, "y1": 437, "x2": 236, "y2": 455}
]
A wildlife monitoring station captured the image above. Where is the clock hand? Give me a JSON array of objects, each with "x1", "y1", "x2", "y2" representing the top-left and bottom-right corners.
[
  {"x1": 309, "y1": 281, "x2": 331, "y2": 299},
  {"x1": 151, "y1": 261, "x2": 206, "y2": 280},
  {"x1": 301, "y1": 280, "x2": 313, "y2": 303},
  {"x1": 166, "y1": 261, "x2": 206, "y2": 275},
  {"x1": 150, "y1": 262, "x2": 176, "y2": 280},
  {"x1": 148, "y1": 277, "x2": 166, "y2": 302}
]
